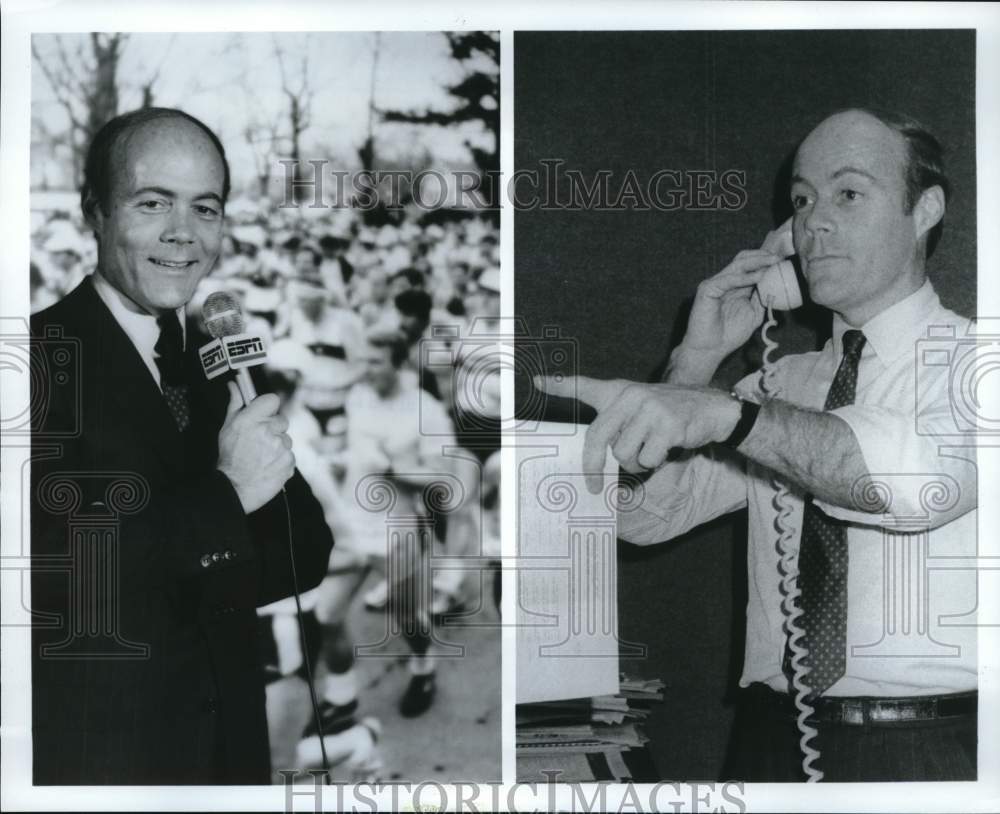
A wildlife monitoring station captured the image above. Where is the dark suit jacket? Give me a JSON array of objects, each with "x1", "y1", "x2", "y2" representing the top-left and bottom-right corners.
[{"x1": 30, "y1": 278, "x2": 334, "y2": 785}]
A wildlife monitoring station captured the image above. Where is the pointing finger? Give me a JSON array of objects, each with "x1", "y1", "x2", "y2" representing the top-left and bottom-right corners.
[
  {"x1": 534, "y1": 374, "x2": 628, "y2": 412},
  {"x1": 533, "y1": 374, "x2": 578, "y2": 400}
]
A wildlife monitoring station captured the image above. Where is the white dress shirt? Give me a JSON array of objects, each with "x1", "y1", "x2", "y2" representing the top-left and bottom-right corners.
[
  {"x1": 91, "y1": 271, "x2": 186, "y2": 391},
  {"x1": 619, "y1": 280, "x2": 978, "y2": 696}
]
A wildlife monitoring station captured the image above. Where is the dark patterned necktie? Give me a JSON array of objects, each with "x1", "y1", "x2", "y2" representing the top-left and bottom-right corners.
[
  {"x1": 154, "y1": 311, "x2": 191, "y2": 432},
  {"x1": 796, "y1": 329, "x2": 866, "y2": 697}
]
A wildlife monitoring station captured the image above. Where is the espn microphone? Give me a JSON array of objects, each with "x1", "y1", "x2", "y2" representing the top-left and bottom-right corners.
[{"x1": 200, "y1": 291, "x2": 268, "y2": 406}]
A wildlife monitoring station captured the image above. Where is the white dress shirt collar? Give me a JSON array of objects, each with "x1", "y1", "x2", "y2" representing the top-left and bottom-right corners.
[
  {"x1": 90, "y1": 271, "x2": 187, "y2": 390},
  {"x1": 831, "y1": 278, "x2": 939, "y2": 366}
]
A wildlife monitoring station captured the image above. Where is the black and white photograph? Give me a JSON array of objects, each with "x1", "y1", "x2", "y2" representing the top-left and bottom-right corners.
[
  {"x1": 514, "y1": 28, "x2": 985, "y2": 785},
  {"x1": 3, "y1": 3, "x2": 1000, "y2": 813},
  {"x1": 21, "y1": 29, "x2": 500, "y2": 787}
]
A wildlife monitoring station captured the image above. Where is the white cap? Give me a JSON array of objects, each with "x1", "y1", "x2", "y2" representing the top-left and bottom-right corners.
[
  {"x1": 268, "y1": 339, "x2": 314, "y2": 374},
  {"x1": 225, "y1": 197, "x2": 262, "y2": 222},
  {"x1": 44, "y1": 232, "x2": 85, "y2": 256},
  {"x1": 271, "y1": 338, "x2": 363, "y2": 390},
  {"x1": 365, "y1": 310, "x2": 404, "y2": 343},
  {"x1": 375, "y1": 225, "x2": 399, "y2": 248},
  {"x1": 477, "y1": 267, "x2": 500, "y2": 293},
  {"x1": 43, "y1": 219, "x2": 85, "y2": 253},
  {"x1": 244, "y1": 285, "x2": 282, "y2": 312},
  {"x1": 231, "y1": 224, "x2": 266, "y2": 247},
  {"x1": 399, "y1": 221, "x2": 421, "y2": 242},
  {"x1": 382, "y1": 246, "x2": 412, "y2": 275},
  {"x1": 324, "y1": 210, "x2": 355, "y2": 240}
]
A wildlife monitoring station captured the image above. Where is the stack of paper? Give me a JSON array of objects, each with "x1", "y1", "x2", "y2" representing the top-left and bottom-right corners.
[
  {"x1": 516, "y1": 424, "x2": 624, "y2": 705},
  {"x1": 516, "y1": 675, "x2": 664, "y2": 781}
]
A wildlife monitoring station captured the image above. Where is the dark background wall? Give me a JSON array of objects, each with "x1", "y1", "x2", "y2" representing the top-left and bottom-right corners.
[{"x1": 514, "y1": 29, "x2": 976, "y2": 779}]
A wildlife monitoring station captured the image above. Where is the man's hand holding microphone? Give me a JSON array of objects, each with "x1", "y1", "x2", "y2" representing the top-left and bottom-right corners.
[
  {"x1": 200, "y1": 291, "x2": 296, "y2": 514},
  {"x1": 217, "y1": 381, "x2": 296, "y2": 514}
]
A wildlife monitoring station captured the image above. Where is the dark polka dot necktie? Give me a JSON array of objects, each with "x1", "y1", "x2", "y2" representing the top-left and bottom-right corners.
[
  {"x1": 154, "y1": 311, "x2": 191, "y2": 432},
  {"x1": 796, "y1": 329, "x2": 866, "y2": 697}
]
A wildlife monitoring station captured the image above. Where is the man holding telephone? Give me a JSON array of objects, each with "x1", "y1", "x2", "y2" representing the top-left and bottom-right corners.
[{"x1": 536, "y1": 108, "x2": 978, "y2": 781}]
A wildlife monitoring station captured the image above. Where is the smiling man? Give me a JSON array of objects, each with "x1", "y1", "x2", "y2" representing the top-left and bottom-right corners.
[
  {"x1": 536, "y1": 109, "x2": 977, "y2": 782},
  {"x1": 30, "y1": 108, "x2": 334, "y2": 784}
]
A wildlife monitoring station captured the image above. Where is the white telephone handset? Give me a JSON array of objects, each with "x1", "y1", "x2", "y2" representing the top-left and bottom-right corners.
[{"x1": 756, "y1": 217, "x2": 802, "y2": 311}]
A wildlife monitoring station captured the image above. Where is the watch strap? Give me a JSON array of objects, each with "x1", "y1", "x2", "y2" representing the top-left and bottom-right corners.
[{"x1": 722, "y1": 391, "x2": 760, "y2": 448}]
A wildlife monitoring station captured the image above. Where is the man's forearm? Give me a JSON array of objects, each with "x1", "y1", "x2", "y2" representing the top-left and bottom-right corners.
[
  {"x1": 665, "y1": 343, "x2": 725, "y2": 386},
  {"x1": 736, "y1": 397, "x2": 881, "y2": 511}
]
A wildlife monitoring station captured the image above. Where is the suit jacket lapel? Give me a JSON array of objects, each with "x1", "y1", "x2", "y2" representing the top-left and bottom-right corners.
[{"x1": 73, "y1": 279, "x2": 190, "y2": 474}]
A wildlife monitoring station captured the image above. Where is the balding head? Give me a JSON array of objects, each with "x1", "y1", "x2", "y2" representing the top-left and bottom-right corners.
[
  {"x1": 790, "y1": 108, "x2": 946, "y2": 326},
  {"x1": 82, "y1": 107, "x2": 231, "y2": 224},
  {"x1": 799, "y1": 108, "x2": 949, "y2": 255}
]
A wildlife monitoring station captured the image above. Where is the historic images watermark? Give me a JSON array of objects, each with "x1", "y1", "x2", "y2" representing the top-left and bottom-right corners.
[
  {"x1": 3, "y1": 316, "x2": 154, "y2": 659},
  {"x1": 279, "y1": 775, "x2": 747, "y2": 813},
  {"x1": 278, "y1": 160, "x2": 749, "y2": 213}
]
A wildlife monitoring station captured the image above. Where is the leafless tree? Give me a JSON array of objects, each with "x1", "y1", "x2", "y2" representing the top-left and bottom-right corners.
[
  {"x1": 31, "y1": 33, "x2": 172, "y2": 189},
  {"x1": 132, "y1": 35, "x2": 176, "y2": 109},
  {"x1": 273, "y1": 34, "x2": 313, "y2": 165},
  {"x1": 225, "y1": 34, "x2": 311, "y2": 199},
  {"x1": 31, "y1": 33, "x2": 128, "y2": 186},
  {"x1": 243, "y1": 118, "x2": 284, "y2": 198}
]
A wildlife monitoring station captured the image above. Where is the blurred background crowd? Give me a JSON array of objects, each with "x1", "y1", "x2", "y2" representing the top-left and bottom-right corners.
[{"x1": 30, "y1": 30, "x2": 501, "y2": 782}]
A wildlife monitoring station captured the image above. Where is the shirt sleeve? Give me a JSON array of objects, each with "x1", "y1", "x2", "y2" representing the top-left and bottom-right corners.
[
  {"x1": 617, "y1": 446, "x2": 748, "y2": 545},
  {"x1": 616, "y1": 361, "x2": 774, "y2": 545},
  {"x1": 815, "y1": 402, "x2": 977, "y2": 529}
]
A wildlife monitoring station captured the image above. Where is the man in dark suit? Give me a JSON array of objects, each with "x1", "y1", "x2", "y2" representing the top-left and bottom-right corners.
[{"x1": 30, "y1": 107, "x2": 334, "y2": 785}]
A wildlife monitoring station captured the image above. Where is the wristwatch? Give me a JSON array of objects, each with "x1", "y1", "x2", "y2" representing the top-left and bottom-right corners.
[{"x1": 722, "y1": 390, "x2": 760, "y2": 448}]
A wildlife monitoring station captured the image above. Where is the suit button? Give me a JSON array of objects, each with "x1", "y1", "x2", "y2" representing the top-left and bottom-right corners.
[
  {"x1": 211, "y1": 551, "x2": 222, "y2": 563},
  {"x1": 200, "y1": 554, "x2": 212, "y2": 568},
  {"x1": 223, "y1": 549, "x2": 235, "y2": 561},
  {"x1": 206, "y1": 696, "x2": 217, "y2": 713}
]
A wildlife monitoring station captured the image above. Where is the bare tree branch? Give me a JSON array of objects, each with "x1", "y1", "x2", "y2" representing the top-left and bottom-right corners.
[
  {"x1": 270, "y1": 34, "x2": 313, "y2": 166},
  {"x1": 54, "y1": 36, "x2": 90, "y2": 100},
  {"x1": 134, "y1": 33, "x2": 175, "y2": 106},
  {"x1": 32, "y1": 33, "x2": 129, "y2": 187},
  {"x1": 31, "y1": 39, "x2": 85, "y2": 131}
]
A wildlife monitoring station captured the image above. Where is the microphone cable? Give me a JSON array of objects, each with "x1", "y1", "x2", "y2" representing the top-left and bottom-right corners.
[
  {"x1": 280, "y1": 487, "x2": 333, "y2": 784},
  {"x1": 201, "y1": 292, "x2": 333, "y2": 780}
]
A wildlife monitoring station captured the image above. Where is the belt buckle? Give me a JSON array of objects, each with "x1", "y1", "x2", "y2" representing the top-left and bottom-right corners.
[
  {"x1": 869, "y1": 700, "x2": 898, "y2": 723},
  {"x1": 869, "y1": 698, "x2": 932, "y2": 723},
  {"x1": 841, "y1": 699, "x2": 865, "y2": 725}
]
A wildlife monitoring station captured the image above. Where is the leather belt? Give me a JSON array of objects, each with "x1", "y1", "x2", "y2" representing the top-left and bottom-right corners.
[{"x1": 747, "y1": 683, "x2": 977, "y2": 726}]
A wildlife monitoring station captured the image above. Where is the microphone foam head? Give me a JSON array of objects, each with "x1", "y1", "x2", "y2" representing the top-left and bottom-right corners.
[{"x1": 203, "y1": 291, "x2": 245, "y2": 338}]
